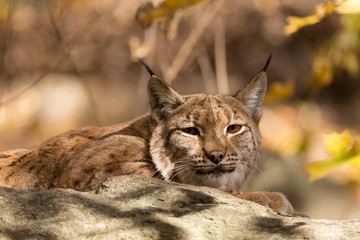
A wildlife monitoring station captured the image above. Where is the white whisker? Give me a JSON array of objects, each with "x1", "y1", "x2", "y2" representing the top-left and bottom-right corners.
[
  {"x1": 170, "y1": 163, "x2": 189, "y2": 182},
  {"x1": 238, "y1": 161, "x2": 274, "y2": 192}
]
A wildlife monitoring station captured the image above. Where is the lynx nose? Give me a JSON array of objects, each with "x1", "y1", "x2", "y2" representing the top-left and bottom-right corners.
[{"x1": 208, "y1": 150, "x2": 225, "y2": 164}]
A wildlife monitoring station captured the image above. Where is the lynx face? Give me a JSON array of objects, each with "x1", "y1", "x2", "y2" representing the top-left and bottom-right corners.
[{"x1": 148, "y1": 71, "x2": 267, "y2": 190}]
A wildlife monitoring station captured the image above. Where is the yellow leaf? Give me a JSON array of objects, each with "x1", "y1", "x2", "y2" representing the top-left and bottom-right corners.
[
  {"x1": 348, "y1": 155, "x2": 360, "y2": 166},
  {"x1": 336, "y1": 0, "x2": 360, "y2": 14},
  {"x1": 324, "y1": 130, "x2": 351, "y2": 157},
  {"x1": 305, "y1": 130, "x2": 360, "y2": 182},
  {"x1": 311, "y1": 57, "x2": 334, "y2": 87},
  {"x1": 161, "y1": 0, "x2": 207, "y2": 9},
  {"x1": 347, "y1": 164, "x2": 360, "y2": 184},
  {"x1": 304, "y1": 161, "x2": 330, "y2": 181},
  {"x1": 284, "y1": 2, "x2": 336, "y2": 35},
  {"x1": 264, "y1": 81, "x2": 295, "y2": 103},
  {"x1": 304, "y1": 153, "x2": 358, "y2": 181},
  {"x1": 343, "y1": 52, "x2": 360, "y2": 75},
  {"x1": 281, "y1": 0, "x2": 360, "y2": 34},
  {"x1": 305, "y1": 155, "x2": 348, "y2": 181},
  {"x1": 284, "y1": 15, "x2": 320, "y2": 35},
  {"x1": 354, "y1": 136, "x2": 360, "y2": 154},
  {"x1": 135, "y1": 0, "x2": 209, "y2": 28},
  {"x1": 0, "y1": 0, "x2": 11, "y2": 22}
]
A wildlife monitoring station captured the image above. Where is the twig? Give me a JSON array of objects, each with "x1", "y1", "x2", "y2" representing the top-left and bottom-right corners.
[
  {"x1": 67, "y1": 54, "x2": 103, "y2": 125},
  {"x1": 46, "y1": 0, "x2": 63, "y2": 45},
  {"x1": 164, "y1": 0, "x2": 224, "y2": 84},
  {"x1": 214, "y1": 10, "x2": 229, "y2": 94},
  {"x1": 0, "y1": 0, "x2": 14, "y2": 111},
  {"x1": 45, "y1": 1, "x2": 102, "y2": 124},
  {"x1": 0, "y1": 0, "x2": 119, "y2": 113},
  {"x1": 195, "y1": 44, "x2": 217, "y2": 94},
  {"x1": 66, "y1": 0, "x2": 120, "y2": 50},
  {"x1": 0, "y1": 54, "x2": 66, "y2": 105}
]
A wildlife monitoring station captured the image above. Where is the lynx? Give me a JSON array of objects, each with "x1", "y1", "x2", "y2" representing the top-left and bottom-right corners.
[{"x1": 0, "y1": 56, "x2": 302, "y2": 216}]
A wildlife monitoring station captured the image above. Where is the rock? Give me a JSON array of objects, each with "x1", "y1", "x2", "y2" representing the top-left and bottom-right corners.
[{"x1": 0, "y1": 175, "x2": 359, "y2": 239}]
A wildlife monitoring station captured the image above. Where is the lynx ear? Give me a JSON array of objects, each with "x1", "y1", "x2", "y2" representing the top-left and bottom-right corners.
[
  {"x1": 234, "y1": 55, "x2": 271, "y2": 123},
  {"x1": 139, "y1": 59, "x2": 183, "y2": 120},
  {"x1": 234, "y1": 71, "x2": 267, "y2": 124},
  {"x1": 147, "y1": 76, "x2": 184, "y2": 120}
]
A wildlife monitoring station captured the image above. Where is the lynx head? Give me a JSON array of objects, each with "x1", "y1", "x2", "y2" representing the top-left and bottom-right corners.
[{"x1": 141, "y1": 57, "x2": 269, "y2": 190}]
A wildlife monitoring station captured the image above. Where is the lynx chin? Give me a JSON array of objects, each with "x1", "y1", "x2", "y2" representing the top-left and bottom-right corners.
[{"x1": 0, "y1": 55, "x2": 304, "y2": 216}]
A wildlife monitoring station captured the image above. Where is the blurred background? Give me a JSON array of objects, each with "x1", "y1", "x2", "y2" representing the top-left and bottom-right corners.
[{"x1": 0, "y1": 0, "x2": 359, "y2": 219}]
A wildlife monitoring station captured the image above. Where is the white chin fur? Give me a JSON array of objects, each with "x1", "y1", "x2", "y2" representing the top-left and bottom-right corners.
[{"x1": 178, "y1": 167, "x2": 246, "y2": 190}]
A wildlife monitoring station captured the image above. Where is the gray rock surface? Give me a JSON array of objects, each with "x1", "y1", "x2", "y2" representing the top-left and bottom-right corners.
[{"x1": 0, "y1": 175, "x2": 359, "y2": 239}]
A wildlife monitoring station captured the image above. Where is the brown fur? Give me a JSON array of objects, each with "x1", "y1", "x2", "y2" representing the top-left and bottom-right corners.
[{"x1": 0, "y1": 63, "x2": 303, "y2": 216}]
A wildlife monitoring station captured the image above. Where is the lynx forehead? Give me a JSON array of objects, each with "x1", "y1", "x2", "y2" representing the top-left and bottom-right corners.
[{"x1": 169, "y1": 95, "x2": 247, "y2": 126}]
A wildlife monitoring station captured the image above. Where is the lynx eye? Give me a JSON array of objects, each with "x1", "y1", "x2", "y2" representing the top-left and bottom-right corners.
[
  {"x1": 227, "y1": 124, "x2": 243, "y2": 134},
  {"x1": 181, "y1": 127, "x2": 200, "y2": 136}
]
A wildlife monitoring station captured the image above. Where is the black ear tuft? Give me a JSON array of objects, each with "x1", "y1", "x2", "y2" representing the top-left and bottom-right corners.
[
  {"x1": 138, "y1": 59, "x2": 156, "y2": 76},
  {"x1": 261, "y1": 54, "x2": 272, "y2": 72}
]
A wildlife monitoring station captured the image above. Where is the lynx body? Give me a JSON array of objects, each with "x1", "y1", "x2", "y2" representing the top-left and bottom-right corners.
[{"x1": 0, "y1": 58, "x2": 303, "y2": 216}]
